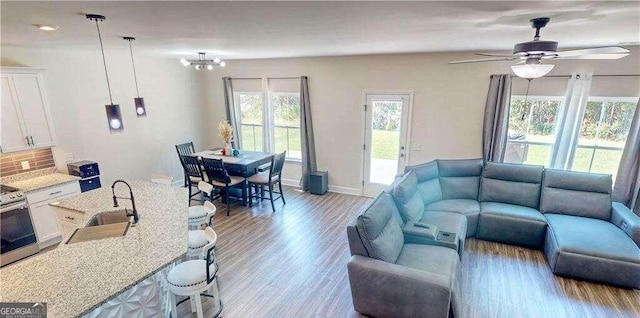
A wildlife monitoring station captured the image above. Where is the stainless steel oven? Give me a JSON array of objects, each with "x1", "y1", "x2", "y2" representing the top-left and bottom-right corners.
[{"x1": 1, "y1": 185, "x2": 39, "y2": 267}]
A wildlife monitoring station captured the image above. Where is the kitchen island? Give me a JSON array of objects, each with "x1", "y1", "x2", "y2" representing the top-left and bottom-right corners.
[{"x1": 0, "y1": 180, "x2": 188, "y2": 317}]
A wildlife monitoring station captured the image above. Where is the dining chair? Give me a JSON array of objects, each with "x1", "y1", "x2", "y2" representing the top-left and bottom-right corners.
[
  {"x1": 175, "y1": 142, "x2": 195, "y2": 187},
  {"x1": 180, "y1": 154, "x2": 206, "y2": 205},
  {"x1": 201, "y1": 158, "x2": 246, "y2": 216},
  {"x1": 247, "y1": 151, "x2": 286, "y2": 212}
]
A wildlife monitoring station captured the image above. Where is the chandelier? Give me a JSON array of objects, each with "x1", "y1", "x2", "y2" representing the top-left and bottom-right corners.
[{"x1": 180, "y1": 52, "x2": 226, "y2": 70}]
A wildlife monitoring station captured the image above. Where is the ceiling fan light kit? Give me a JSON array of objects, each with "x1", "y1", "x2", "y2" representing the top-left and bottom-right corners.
[
  {"x1": 449, "y1": 17, "x2": 630, "y2": 79},
  {"x1": 181, "y1": 52, "x2": 226, "y2": 70}
]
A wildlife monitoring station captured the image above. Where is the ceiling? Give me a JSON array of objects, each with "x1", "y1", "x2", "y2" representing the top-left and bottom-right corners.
[{"x1": 1, "y1": 1, "x2": 639, "y2": 60}]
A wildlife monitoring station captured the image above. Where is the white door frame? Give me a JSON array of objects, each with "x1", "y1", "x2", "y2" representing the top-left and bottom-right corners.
[{"x1": 360, "y1": 90, "x2": 414, "y2": 196}]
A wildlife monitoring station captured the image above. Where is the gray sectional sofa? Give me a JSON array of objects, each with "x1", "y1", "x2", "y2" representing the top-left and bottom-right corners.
[{"x1": 347, "y1": 159, "x2": 640, "y2": 317}]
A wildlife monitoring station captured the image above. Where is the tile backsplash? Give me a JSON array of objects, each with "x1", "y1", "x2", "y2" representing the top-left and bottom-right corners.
[{"x1": 1, "y1": 148, "x2": 55, "y2": 177}]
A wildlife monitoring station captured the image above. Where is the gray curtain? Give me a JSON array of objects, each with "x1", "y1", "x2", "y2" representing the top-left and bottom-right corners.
[
  {"x1": 613, "y1": 98, "x2": 640, "y2": 214},
  {"x1": 482, "y1": 74, "x2": 512, "y2": 162},
  {"x1": 222, "y1": 77, "x2": 241, "y2": 149},
  {"x1": 299, "y1": 76, "x2": 317, "y2": 191}
]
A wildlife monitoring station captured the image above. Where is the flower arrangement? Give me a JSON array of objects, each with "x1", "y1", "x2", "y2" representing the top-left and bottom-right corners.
[{"x1": 218, "y1": 120, "x2": 234, "y2": 145}]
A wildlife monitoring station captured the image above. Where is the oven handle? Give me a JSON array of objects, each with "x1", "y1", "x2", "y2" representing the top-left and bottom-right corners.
[{"x1": 1, "y1": 201, "x2": 28, "y2": 213}]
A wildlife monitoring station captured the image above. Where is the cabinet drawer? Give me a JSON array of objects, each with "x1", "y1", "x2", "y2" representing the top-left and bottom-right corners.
[
  {"x1": 27, "y1": 181, "x2": 80, "y2": 204},
  {"x1": 54, "y1": 207, "x2": 84, "y2": 225}
]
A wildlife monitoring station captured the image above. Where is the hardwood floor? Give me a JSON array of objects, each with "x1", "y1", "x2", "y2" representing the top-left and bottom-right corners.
[{"x1": 180, "y1": 186, "x2": 640, "y2": 318}]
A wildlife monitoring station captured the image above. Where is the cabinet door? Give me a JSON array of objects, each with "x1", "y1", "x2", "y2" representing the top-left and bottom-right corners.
[
  {"x1": 11, "y1": 74, "x2": 56, "y2": 148},
  {"x1": 30, "y1": 200, "x2": 62, "y2": 247},
  {"x1": 58, "y1": 220, "x2": 79, "y2": 243},
  {"x1": 0, "y1": 74, "x2": 29, "y2": 152}
]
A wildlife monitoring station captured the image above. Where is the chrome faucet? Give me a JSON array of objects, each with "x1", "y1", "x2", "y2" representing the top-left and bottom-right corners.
[{"x1": 111, "y1": 180, "x2": 139, "y2": 224}]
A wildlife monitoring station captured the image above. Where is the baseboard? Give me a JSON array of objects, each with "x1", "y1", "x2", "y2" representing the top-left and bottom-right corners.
[
  {"x1": 171, "y1": 180, "x2": 183, "y2": 187},
  {"x1": 281, "y1": 178, "x2": 361, "y2": 196}
]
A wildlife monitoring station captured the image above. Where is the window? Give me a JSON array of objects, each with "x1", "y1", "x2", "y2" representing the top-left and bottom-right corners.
[
  {"x1": 235, "y1": 92, "x2": 302, "y2": 160},
  {"x1": 505, "y1": 95, "x2": 638, "y2": 178},
  {"x1": 504, "y1": 96, "x2": 562, "y2": 167},
  {"x1": 573, "y1": 98, "x2": 637, "y2": 175}
]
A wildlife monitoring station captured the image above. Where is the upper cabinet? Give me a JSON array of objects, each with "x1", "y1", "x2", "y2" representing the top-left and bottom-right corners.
[{"x1": 0, "y1": 68, "x2": 56, "y2": 153}]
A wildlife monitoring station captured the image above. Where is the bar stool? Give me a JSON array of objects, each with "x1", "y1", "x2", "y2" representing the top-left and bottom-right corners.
[
  {"x1": 188, "y1": 183, "x2": 216, "y2": 230},
  {"x1": 168, "y1": 228, "x2": 222, "y2": 318},
  {"x1": 188, "y1": 227, "x2": 218, "y2": 260}
]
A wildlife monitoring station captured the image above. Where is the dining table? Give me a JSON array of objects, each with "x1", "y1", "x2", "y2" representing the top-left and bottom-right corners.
[{"x1": 190, "y1": 149, "x2": 274, "y2": 177}]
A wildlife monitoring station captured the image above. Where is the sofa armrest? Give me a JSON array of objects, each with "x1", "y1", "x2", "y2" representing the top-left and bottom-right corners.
[
  {"x1": 611, "y1": 202, "x2": 640, "y2": 247},
  {"x1": 347, "y1": 255, "x2": 451, "y2": 318}
]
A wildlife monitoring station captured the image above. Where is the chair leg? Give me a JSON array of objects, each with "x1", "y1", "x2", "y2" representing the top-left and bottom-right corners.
[
  {"x1": 269, "y1": 183, "x2": 276, "y2": 212},
  {"x1": 260, "y1": 185, "x2": 265, "y2": 201},
  {"x1": 278, "y1": 180, "x2": 286, "y2": 205},
  {"x1": 190, "y1": 295, "x2": 197, "y2": 313},
  {"x1": 242, "y1": 180, "x2": 247, "y2": 206},
  {"x1": 170, "y1": 292, "x2": 177, "y2": 318},
  {"x1": 249, "y1": 183, "x2": 253, "y2": 207},
  {"x1": 226, "y1": 187, "x2": 230, "y2": 216},
  {"x1": 188, "y1": 184, "x2": 193, "y2": 206},
  {"x1": 194, "y1": 293, "x2": 204, "y2": 318}
]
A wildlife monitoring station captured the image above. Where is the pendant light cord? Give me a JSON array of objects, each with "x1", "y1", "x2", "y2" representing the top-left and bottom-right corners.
[
  {"x1": 94, "y1": 19, "x2": 113, "y2": 104},
  {"x1": 127, "y1": 40, "x2": 140, "y2": 97}
]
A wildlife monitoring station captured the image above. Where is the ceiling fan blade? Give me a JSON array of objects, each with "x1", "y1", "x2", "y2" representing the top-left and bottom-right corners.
[
  {"x1": 449, "y1": 57, "x2": 515, "y2": 64},
  {"x1": 553, "y1": 53, "x2": 629, "y2": 60},
  {"x1": 554, "y1": 46, "x2": 630, "y2": 58},
  {"x1": 475, "y1": 52, "x2": 519, "y2": 58}
]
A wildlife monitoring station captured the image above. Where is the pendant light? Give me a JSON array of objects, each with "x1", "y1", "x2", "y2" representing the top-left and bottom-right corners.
[
  {"x1": 86, "y1": 14, "x2": 123, "y2": 134},
  {"x1": 123, "y1": 36, "x2": 147, "y2": 117}
]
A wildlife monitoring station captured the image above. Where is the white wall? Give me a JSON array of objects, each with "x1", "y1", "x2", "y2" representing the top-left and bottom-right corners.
[
  {"x1": 202, "y1": 47, "x2": 640, "y2": 194},
  {"x1": 1, "y1": 46, "x2": 211, "y2": 185}
]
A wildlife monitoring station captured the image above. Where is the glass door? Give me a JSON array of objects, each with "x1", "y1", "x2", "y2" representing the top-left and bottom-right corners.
[{"x1": 362, "y1": 94, "x2": 411, "y2": 197}]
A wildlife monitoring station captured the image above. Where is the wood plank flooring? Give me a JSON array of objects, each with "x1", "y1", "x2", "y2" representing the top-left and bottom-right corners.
[{"x1": 179, "y1": 186, "x2": 639, "y2": 318}]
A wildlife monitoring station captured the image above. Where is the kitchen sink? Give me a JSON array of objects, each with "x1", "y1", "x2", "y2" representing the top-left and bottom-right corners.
[
  {"x1": 66, "y1": 210, "x2": 132, "y2": 244},
  {"x1": 86, "y1": 209, "x2": 132, "y2": 227}
]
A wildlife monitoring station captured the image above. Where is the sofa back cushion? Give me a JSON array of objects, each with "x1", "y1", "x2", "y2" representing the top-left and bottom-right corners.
[
  {"x1": 356, "y1": 192, "x2": 405, "y2": 263},
  {"x1": 405, "y1": 161, "x2": 442, "y2": 205},
  {"x1": 437, "y1": 159, "x2": 484, "y2": 200},
  {"x1": 540, "y1": 169, "x2": 612, "y2": 220},
  {"x1": 480, "y1": 162, "x2": 544, "y2": 209},
  {"x1": 391, "y1": 171, "x2": 425, "y2": 222}
]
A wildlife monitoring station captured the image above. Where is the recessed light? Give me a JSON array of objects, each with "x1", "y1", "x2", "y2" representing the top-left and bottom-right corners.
[{"x1": 34, "y1": 24, "x2": 59, "y2": 31}]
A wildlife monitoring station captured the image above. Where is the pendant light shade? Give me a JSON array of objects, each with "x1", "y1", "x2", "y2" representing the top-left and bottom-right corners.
[
  {"x1": 106, "y1": 104, "x2": 124, "y2": 134},
  {"x1": 87, "y1": 14, "x2": 123, "y2": 134},
  {"x1": 123, "y1": 36, "x2": 147, "y2": 117}
]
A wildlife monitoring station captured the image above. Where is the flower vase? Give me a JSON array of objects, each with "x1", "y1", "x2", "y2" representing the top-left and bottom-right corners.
[{"x1": 225, "y1": 143, "x2": 233, "y2": 156}]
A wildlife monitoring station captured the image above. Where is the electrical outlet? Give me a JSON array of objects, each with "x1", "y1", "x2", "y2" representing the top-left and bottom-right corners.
[
  {"x1": 64, "y1": 153, "x2": 74, "y2": 162},
  {"x1": 21, "y1": 161, "x2": 30, "y2": 170},
  {"x1": 411, "y1": 143, "x2": 422, "y2": 151}
]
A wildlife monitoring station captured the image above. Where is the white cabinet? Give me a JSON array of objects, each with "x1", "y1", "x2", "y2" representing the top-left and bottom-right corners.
[
  {"x1": 0, "y1": 68, "x2": 56, "y2": 153},
  {"x1": 26, "y1": 182, "x2": 81, "y2": 248}
]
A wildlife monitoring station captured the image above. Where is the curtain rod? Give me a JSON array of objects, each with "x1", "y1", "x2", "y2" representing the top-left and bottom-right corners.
[
  {"x1": 224, "y1": 76, "x2": 301, "y2": 80},
  {"x1": 513, "y1": 74, "x2": 640, "y2": 79}
]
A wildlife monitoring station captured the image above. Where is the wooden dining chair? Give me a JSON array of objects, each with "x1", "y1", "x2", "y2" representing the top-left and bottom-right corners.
[
  {"x1": 175, "y1": 142, "x2": 195, "y2": 187},
  {"x1": 180, "y1": 154, "x2": 205, "y2": 205},
  {"x1": 201, "y1": 158, "x2": 246, "y2": 216},
  {"x1": 247, "y1": 151, "x2": 286, "y2": 212}
]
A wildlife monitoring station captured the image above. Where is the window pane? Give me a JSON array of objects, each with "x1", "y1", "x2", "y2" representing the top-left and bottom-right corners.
[
  {"x1": 504, "y1": 97, "x2": 560, "y2": 167},
  {"x1": 236, "y1": 93, "x2": 263, "y2": 152},
  {"x1": 574, "y1": 99, "x2": 637, "y2": 178},
  {"x1": 272, "y1": 93, "x2": 301, "y2": 159}
]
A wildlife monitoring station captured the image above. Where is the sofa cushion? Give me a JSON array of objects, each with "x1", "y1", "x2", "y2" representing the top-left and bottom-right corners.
[
  {"x1": 392, "y1": 171, "x2": 424, "y2": 222},
  {"x1": 477, "y1": 202, "x2": 547, "y2": 248},
  {"x1": 356, "y1": 193, "x2": 405, "y2": 263},
  {"x1": 438, "y1": 159, "x2": 483, "y2": 200},
  {"x1": 541, "y1": 170, "x2": 612, "y2": 220},
  {"x1": 544, "y1": 214, "x2": 640, "y2": 288},
  {"x1": 425, "y1": 199, "x2": 480, "y2": 237},
  {"x1": 406, "y1": 161, "x2": 443, "y2": 206},
  {"x1": 480, "y1": 162, "x2": 544, "y2": 209}
]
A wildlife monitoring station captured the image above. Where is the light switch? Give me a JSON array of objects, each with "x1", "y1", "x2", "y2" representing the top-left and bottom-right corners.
[
  {"x1": 21, "y1": 161, "x2": 30, "y2": 170},
  {"x1": 411, "y1": 143, "x2": 422, "y2": 151}
]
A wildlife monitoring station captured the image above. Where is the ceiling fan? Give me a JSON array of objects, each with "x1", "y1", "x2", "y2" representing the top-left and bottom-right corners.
[{"x1": 449, "y1": 17, "x2": 630, "y2": 79}]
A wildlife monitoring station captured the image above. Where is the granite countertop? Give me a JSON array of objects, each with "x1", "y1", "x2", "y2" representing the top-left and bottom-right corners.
[
  {"x1": 0, "y1": 180, "x2": 188, "y2": 318},
  {"x1": 6, "y1": 172, "x2": 80, "y2": 192}
]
